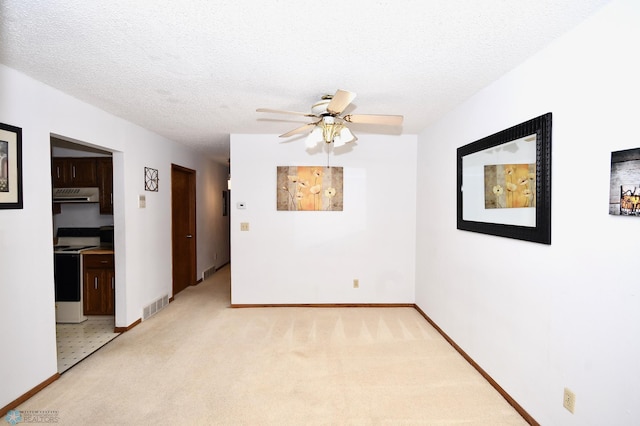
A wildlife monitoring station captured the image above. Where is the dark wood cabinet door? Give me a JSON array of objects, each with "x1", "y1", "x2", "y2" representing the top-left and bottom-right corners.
[
  {"x1": 105, "y1": 269, "x2": 115, "y2": 315},
  {"x1": 97, "y1": 158, "x2": 113, "y2": 214},
  {"x1": 52, "y1": 158, "x2": 68, "y2": 187},
  {"x1": 68, "y1": 158, "x2": 97, "y2": 187},
  {"x1": 52, "y1": 157, "x2": 98, "y2": 187},
  {"x1": 83, "y1": 269, "x2": 104, "y2": 315},
  {"x1": 83, "y1": 254, "x2": 115, "y2": 315}
]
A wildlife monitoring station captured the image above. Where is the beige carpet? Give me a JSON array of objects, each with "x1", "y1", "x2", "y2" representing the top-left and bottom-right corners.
[{"x1": 19, "y1": 265, "x2": 528, "y2": 425}]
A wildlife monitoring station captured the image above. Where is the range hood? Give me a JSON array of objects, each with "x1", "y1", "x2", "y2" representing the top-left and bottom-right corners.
[{"x1": 53, "y1": 187, "x2": 100, "y2": 203}]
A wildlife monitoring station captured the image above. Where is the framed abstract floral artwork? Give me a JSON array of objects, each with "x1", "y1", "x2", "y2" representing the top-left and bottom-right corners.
[
  {"x1": 277, "y1": 166, "x2": 343, "y2": 211},
  {"x1": 457, "y1": 113, "x2": 552, "y2": 244}
]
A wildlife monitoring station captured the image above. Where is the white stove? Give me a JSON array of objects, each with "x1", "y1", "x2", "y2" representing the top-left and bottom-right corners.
[{"x1": 54, "y1": 228, "x2": 101, "y2": 323}]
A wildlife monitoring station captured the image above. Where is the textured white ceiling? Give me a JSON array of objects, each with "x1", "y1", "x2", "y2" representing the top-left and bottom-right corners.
[{"x1": 1, "y1": 0, "x2": 610, "y2": 162}]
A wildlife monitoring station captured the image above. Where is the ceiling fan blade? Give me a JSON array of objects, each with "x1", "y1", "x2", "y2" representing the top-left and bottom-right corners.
[
  {"x1": 257, "y1": 108, "x2": 318, "y2": 118},
  {"x1": 326, "y1": 89, "x2": 356, "y2": 115},
  {"x1": 343, "y1": 114, "x2": 404, "y2": 126},
  {"x1": 279, "y1": 122, "x2": 319, "y2": 138}
]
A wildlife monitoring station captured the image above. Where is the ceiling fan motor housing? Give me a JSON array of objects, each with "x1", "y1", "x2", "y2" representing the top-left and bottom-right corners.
[{"x1": 311, "y1": 99, "x2": 332, "y2": 116}]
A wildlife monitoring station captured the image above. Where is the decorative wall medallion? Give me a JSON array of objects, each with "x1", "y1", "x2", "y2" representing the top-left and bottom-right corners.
[{"x1": 145, "y1": 167, "x2": 159, "y2": 191}]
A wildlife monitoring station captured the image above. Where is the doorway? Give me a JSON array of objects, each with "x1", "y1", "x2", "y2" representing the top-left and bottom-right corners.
[
  {"x1": 50, "y1": 135, "x2": 120, "y2": 373},
  {"x1": 171, "y1": 164, "x2": 197, "y2": 296}
]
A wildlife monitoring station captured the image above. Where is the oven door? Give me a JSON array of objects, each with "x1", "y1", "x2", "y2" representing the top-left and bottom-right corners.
[{"x1": 54, "y1": 253, "x2": 81, "y2": 301}]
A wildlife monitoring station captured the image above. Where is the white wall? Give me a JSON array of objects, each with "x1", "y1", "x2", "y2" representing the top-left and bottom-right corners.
[
  {"x1": 230, "y1": 134, "x2": 417, "y2": 304},
  {"x1": 415, "y1": 0, "x2": 640, "y2": 424},
  {"x1": 0, "y1": 64, "x2": 229, "y2": 410},
  {"x1": 53, "y1": 203, "x2": 115, "y2": 232}
]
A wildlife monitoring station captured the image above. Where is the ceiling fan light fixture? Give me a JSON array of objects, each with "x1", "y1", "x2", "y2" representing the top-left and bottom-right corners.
[
  {"x1": 258, "y1": 89, "x2": 402, "y2": 150},
  {"x1": 321, "y1": 117, "x2": 345, "y2": 145},
  {"x1": 305, "y1": 116, "x2": 358, "y2": 148}
]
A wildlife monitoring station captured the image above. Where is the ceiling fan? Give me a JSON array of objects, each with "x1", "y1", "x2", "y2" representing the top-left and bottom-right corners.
[{"x1": 256, "y1": 89, "x2": 403, "y2": 148}]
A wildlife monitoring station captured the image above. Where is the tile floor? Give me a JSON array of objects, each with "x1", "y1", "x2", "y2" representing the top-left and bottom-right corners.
[{"x1": 56, "y1": 316, "x2": 120, "y2": 373}]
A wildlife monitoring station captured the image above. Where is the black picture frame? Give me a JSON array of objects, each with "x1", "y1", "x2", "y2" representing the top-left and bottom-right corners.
[
  {"x1": 0, "y1": 122, "x2": 23, "y2": 210},
  {"x1": 457, "y1": 113, "x2": 552, "y2": 244}
]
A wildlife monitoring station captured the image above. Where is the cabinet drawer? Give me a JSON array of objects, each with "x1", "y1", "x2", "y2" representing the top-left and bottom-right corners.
[{"x1": 83, "y1": 254, "x2": 114, "y2": 269}]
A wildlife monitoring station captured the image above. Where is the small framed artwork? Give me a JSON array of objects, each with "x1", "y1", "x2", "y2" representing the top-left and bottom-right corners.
[
  {"x1": 0, "y1": 122, "x2": 23, "y2": 209},
  {"x1": 457, "y1": 113, "x2": 552, "y2": 244},
  {"x1": 144, "y1": 167, "x2": 159, "y2": 191},
  {"x1": 609, "y1": 148, "x2": 640, "y2": 216}
]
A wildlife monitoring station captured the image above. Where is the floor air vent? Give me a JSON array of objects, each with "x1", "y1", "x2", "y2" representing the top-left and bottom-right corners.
[
  {"x1": 202, "y1": 265, "x2": 216, "y2": 280},
  {"x1": 143, "y1": 295, "x2": 169, "y2": 321}
]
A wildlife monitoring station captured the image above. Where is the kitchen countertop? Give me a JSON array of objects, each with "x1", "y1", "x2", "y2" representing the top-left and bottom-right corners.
[{"x1": 82, "y1": 248, "x2": 115, "y2": 255}]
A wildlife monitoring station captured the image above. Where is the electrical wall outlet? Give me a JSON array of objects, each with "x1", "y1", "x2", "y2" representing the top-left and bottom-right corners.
[
  {"x1": 563, "y1": 387, "x2": 576, "y2": 414},
  {"x1": 353, "y1": 279, "x2": 359, "y2": 288},
  {"x1": 240, "y1": 222, "x2": 250, "y2": 231}
]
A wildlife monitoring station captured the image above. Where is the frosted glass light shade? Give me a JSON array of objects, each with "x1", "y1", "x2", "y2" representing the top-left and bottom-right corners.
[
  {"x1": 305, "y1": 127, "x2": 324, "y2": 148},
  {"x1": 305, "y1": 121, "x2": 357, "y2": 148},
  {"x1": 333, "y1": 127, "x2": 357, "y2": 147}
]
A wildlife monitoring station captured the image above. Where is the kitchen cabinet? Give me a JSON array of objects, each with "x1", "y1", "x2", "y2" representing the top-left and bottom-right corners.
[
  {"x1": 52, "y1": 157, "x2": 98, "y2": 187},
  {"x1": 52, "y1": 156, "x2": 113, "y2": 215},
  {"x1": 97, "y1": 158, "x2": 113, "y2": 214},
  {"x1": 83, "y1": 253, "x2": 115, "y2": 315},
  {"x1": 51, "y1": 158, "x2": 69, "y2": 187}
]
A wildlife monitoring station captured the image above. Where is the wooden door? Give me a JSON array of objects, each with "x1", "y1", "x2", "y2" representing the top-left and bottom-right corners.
[{"x1": 171, "y1": 164, "x2": 196, "y2": 296}]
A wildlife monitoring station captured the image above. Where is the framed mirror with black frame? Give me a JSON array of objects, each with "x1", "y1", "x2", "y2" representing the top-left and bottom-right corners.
[{"x1": 456, "y1": 113, "x2": 552, "y2": 245}]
